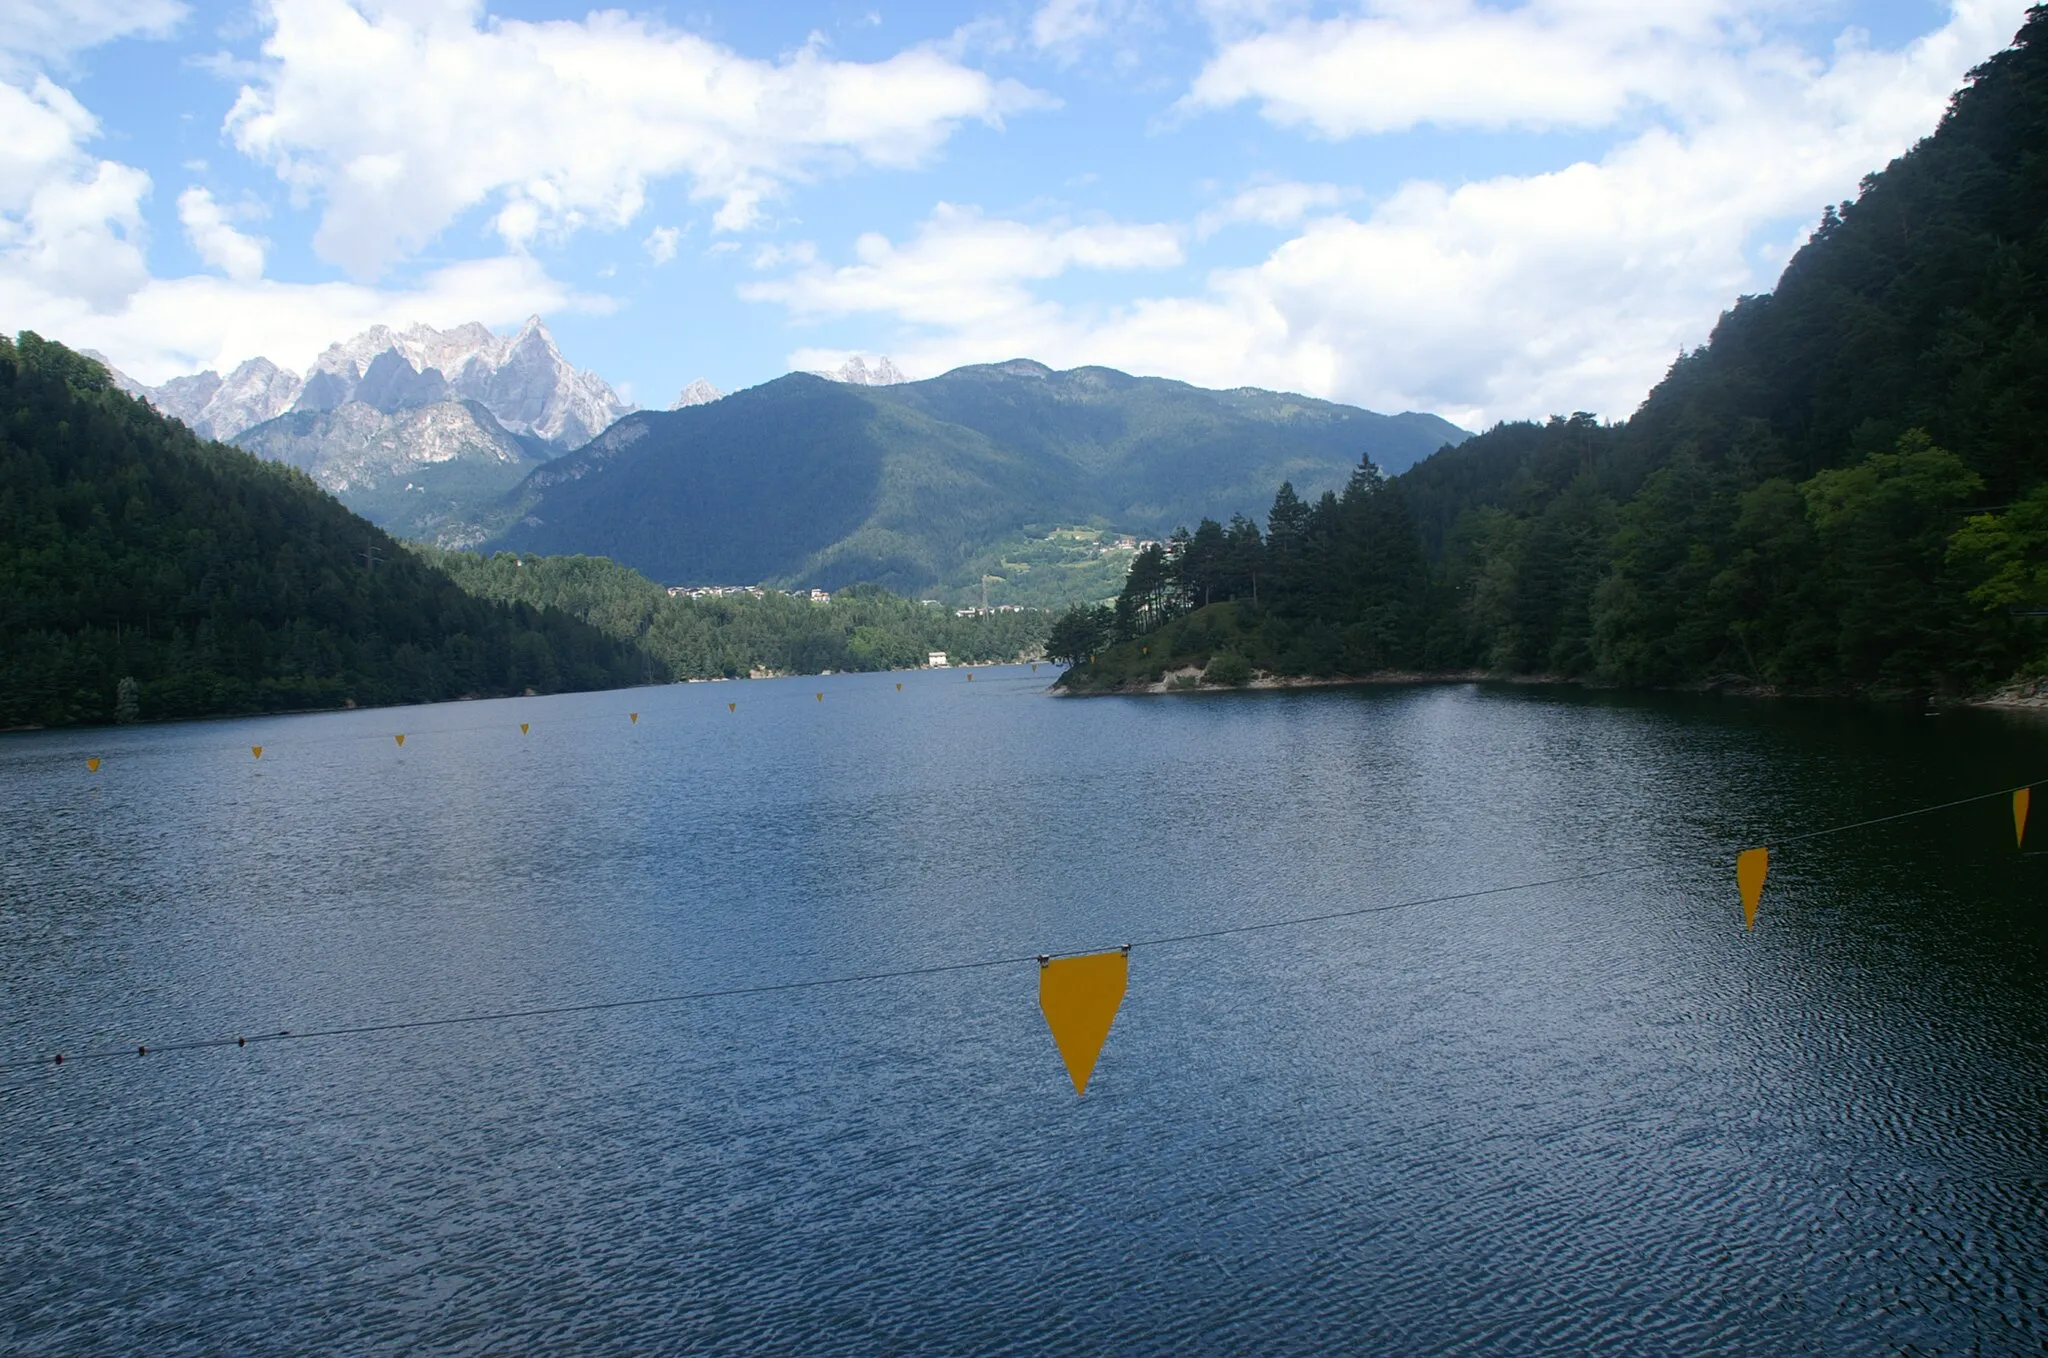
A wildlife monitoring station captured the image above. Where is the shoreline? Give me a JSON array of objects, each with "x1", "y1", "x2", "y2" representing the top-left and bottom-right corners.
[{"x1": 1055, "y1": 666, "x2": 2048, "y2": 712}]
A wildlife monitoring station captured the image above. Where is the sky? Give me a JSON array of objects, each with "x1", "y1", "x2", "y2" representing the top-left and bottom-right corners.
[{"x1": 0, "y1": 0, "x2": 2032, "y2": 429}]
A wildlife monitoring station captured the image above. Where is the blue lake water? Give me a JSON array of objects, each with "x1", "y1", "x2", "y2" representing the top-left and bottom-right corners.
[{"x1": 3, "y1": 668, "x2": 2046, "y2": 1353}]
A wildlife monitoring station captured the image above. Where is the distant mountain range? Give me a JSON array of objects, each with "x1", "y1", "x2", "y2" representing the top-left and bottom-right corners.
[
  {"x1": 486, "y1": 359, "x2": 1471, "y2": 594},
  {"x1": 103, "y1": 325, "x2": 1469, "y2": 597}
]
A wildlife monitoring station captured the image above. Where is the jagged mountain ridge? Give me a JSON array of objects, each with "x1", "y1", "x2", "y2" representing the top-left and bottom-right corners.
[
  {"x1": 107, "y1": 317, "x2": 630, "y2": 448},
  {"x1": 287, "y1": 318, "x2": 628, "y2": 448},
  {"x1": 813, "y1": 355, "x2": 907, "y2": 386},
  {"x1": 100, "y1": 318, "x2": 633, "y2": 548}
]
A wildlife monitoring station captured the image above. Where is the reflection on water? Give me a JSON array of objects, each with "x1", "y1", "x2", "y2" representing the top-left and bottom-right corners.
[{"x1": 3, "y1": 672, "x2": 2045, "y2": 1352}]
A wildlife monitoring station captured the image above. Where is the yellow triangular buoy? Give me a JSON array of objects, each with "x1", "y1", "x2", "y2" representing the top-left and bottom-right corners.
[
  {"x1": 2016, "y1": 787, "x2": 2031, "y2": 848},
  {"x1": 1038, "y1": 949, "x2": 1129, "y2": 1095},
  {"x1": 251, "y1": 745, "x2": 263, "y2": 760},
  {"x1": 895, "y1": 683, "x2": 902, "y2": 691},
  {"x1": 728, "y1": 702, "x2": 736, "y2": 712},
  {"x1": 86, "y1": 757, "x2": 101, "y2": 772},
  {"x1": 394, "y1": 734, "x2": 405, "y2": 747},
  {"x1": 816, "y1": 692, "x2": 823, "y2": 702},
  {"x1": 967, "y1": 672, "x2": 973, "y2": 681},
  {"x1": 1032, "y1": 663, "x2": 1038, "y2": 672},
  {"x1": 629, "y1": 712, "x2": 638, "y2": 724},
  {"x1": 1736, "y1": 847, "x2": 1769, "y2": 929},
  {"x1": 520, "y1": 722, "x2": 529, "y2": 735}
]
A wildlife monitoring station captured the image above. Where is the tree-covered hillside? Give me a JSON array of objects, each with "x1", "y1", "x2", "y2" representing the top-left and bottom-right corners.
[
  {"x1": 486, "y1": 362, "x2": 1468, "y2": 597},
  {"x1": 1060, "y1": 7, "x2": 2048, "y2": 698},
  {"x1": 422, "y1": 549, "x2": 1050, "y2": 677},
  {"x1": 0, "y1": 333, "x2": 650, "y2": 728},
  {"x1": 867, "y1": 359, "x2": 1464, "y2": 522}
]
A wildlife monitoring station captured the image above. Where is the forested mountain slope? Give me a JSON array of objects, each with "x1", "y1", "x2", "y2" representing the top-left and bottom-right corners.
[
  {"x1": 1062, "y1": 7, "x2": 2048, "y2": 697},
  {"x1": 0, "y1": 334, "x2": 651, "y2": 728},
  {"x1": 486, "y1": 362, "x2": 1468, "y2": 594}
]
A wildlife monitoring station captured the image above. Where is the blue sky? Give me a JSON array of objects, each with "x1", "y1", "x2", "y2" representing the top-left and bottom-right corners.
[{"x1": 0, "y1": 0, "x2": 2029, "y2": 427}]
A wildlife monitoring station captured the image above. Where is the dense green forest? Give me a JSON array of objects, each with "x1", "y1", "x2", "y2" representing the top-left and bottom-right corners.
[
  {"x1": 1059, "y1": 8, "x2": 2048, "y2": 698},
  {"x1": 421, "y1": 548, "x2": 1050, "y2": 678},
  {"x1": 0, "y1": 333, "x2": 649, "y2": 728}
]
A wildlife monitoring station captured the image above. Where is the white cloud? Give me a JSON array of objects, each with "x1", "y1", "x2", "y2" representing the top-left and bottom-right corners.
[
  {"x1": 749, "y1": 240, "x2": 816, "y2": 270},
  {"x1": 1032, "y1": 0, "x2": 1112, "y2": 50},
  {"x1": 643, "y1": 224, "x2": 681, "y2": 265},
  {"x1": 1194, "y1": 180, "x2": 1353, "y2": 237},
  {"x1": 741, "y1": 203, "x2": 1181, "y2": 329},
  {"x1": 223, "y1": 0, "x2": 1052, "y2": 277},
  {"x1": 2, "y1": 251, "x2": 602, "y2": 383},
  {"x1": 0, "y1": 0, "x2": 187, "y2": 67},
  {"x1": 7, "y1": 158, "x2": 150, "y2": 310},
  {"x1": 1179, "y1": 0, "x2": 1867, "y2": 136},
  {"x1": 0, "y1": 75, "x2": 96, "y2": 208},
  {"x1": 756, "y1": 1, "x2": 2030, "y2": 428},
  {"x1": 1029, "y1": 0, "x2": 1164, "y2": 66},
  {"x1": 0, "y1": 68, "x2": 152, "y2": 313},
  {"x1": 177, "y1": 186, "x2": 265, "y2": 282}
]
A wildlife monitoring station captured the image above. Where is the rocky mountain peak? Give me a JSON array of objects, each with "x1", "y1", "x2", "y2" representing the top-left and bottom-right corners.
[
  {"x1": 672, "y1": 379, "x2": 723, "y2": 408},
  {"x1": 103, "y1": 317, "x2": 631, "y2": 451},
  {"x1": 814, "y1": 355, "x2": 907, "y2": 386},
  {"x1": 89, "y1": 352, "x2": 303, "y2": 440},
  {"x1": 354, "y1": 350, "x2": 451, "y2": 414},
  {"x1": 262, "y1": 319, "x2": 632, "y2": 447}
]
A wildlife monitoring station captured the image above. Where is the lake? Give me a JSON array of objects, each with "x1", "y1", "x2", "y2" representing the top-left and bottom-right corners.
[{"x1": 3, "y1": 669, "x2": 2045, "y2": 1353}]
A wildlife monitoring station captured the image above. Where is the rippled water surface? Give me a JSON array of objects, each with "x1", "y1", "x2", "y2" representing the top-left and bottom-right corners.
[{"x1": 4, "y1": 671, "x2": 2046, "y2": 1353}]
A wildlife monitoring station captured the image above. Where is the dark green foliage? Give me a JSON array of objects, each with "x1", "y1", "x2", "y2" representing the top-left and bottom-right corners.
[
  {"x1": 0, "y1": 333, "x2": 649, "y2": 729},
  {"x1": 489, "y1": 363, "x2": 1469, "y2": 599},
  {"x1": 421, "y1": 550, "x2": 1050, "y2": 678},
  {"x1": 1045, "y1": 603, "x2": 1113, "y2": 665},
  {"x1": 1202, "y1": 650, "x2": 1253, "y2": 687},
  {"x1": 1065, "y1": 10, "x2": 2048, "y2": 698}
]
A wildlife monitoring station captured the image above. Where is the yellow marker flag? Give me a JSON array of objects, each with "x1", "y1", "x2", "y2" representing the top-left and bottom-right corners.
[
  {"x1": 520, "y1": 723, "x2": 530, "y2": 734},
  {"x1": 1039, "y1": 950, "x2": 1129, "y2": 1096},
  {"x1": 728, "y1": 702, "x2": 736, "y2": 712},
  {"x1": 394, "y1": 734, "x2": 405, "y2": 747},
  {"x1": 630, "y1": 713, "x2": 638, "y2": 724},
  {"x1": 86, "y1": 758, "x2": 101, "y2": 772},
  {"x1": 2016, "y1": 787, "x2": 2031, "y2": 849},
  {"x1": 1736, "y1": 847, "x2": 1769, "y2": 929},
  {"x1": 251, "y1": 746, "x2": 263, "y2": 760}
]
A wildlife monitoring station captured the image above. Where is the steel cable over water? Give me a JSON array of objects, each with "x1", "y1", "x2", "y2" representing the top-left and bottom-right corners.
[{"x1": 10, "y1": 759, "x2": 2040, "y2": 1089}]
